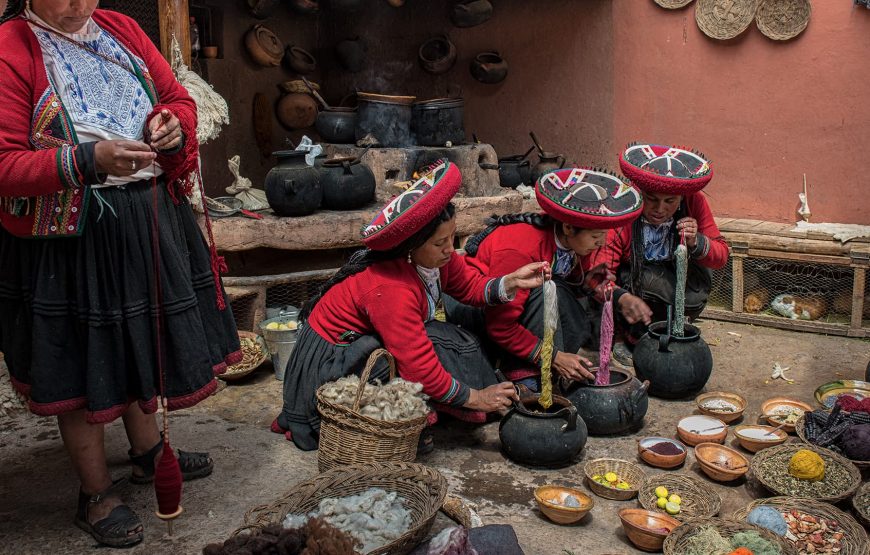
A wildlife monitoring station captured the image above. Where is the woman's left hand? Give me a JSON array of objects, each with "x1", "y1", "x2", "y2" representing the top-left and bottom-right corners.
[
  {"x1": 147, "y1": 109, "x2": 182, "y2": 152},
  {"x1": 504, "y1": 261, "x2": 552, "y2": 295},
  {"x1": 676, "y1": 217, "x2": 699, "y2": 248}
]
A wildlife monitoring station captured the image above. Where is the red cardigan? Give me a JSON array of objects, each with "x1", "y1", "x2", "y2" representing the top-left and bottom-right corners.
[
  {"x1": 0, "y1": 10, "x2": 197, "y2": 237},
  {"x1": 464, "y1": 223, "x2": 592, "y2": 364},
  {"x1": 308, "y1": 253, "x2": 504, "y2": 405},
  {"x1": 590, "y1": 192, "x2": 729, "y2": 289}
]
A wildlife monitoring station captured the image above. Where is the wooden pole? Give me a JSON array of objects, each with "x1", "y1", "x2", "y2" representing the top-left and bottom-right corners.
[{"x1": 158, "y1": 0, "x2": 190, "y2": 65}]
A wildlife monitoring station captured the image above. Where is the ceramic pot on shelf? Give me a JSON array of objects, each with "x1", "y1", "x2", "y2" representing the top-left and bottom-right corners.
[
  {"x1": 265, "y1": 150, "x2": 322, "y2": 217},
  {"x1": 530, "y1": 152, "x2": 567, "y2": 184},
  {"x1": 320, "y1": 151, "x2": 375, "y2": 210},
  {"x1": 315, "y1": 107, "x2": 357, "y2": 144},
  {"x1": 469, "y1": 51, "x2": 507, "y2": 84},
  {"x1": 284, "y1": 46, "x2": 317, "y2": 75},
  {"x1": 247, "y1": 0, "x2": 280, "y2": 19},
  {"x1": 418, "y1": 35, "x2": 457, "y2": 75},
  {"x1": 450, "y1": 0, "x2": 493, "y2": 28},
  {"x1": 244, "y1": 24, "x2": 283, "y2": 67}
]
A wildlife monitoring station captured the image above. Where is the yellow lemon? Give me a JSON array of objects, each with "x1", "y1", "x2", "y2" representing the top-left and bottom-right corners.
[
  {"x1": 655, "y1": 486, "x2": 669, "y2": 499},
  {"x1": 604, "y1": 472, "x2": 618, "y2": 483},
  {"x1": 616, "y1": 481, "x2": 631, "y2": 490},
  {"x1": 656, "y1": 497, "x2": 668, "y2": 509},
  {"x1": 592, "y1": 475, "x2": 602, "y2": 482},
  {"x1": 665, "y1": 502, "x2": 681, "y2": 515},
  {"x1": 266, "y1": 322, "x2": 280, "y2": 330},
  {"x1": 668, "y1": 494, "x2": 682, "y2": 505},
  {"x1": 286, "y1": 321, "x2": 298, "y2": 330}
]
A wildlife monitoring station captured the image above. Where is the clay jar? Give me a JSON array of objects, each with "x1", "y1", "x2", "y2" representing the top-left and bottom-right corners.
[
  {"x1": 563, "y1": 369, "x2": 650, "y2": 436},
  {"x1": 315, "y1": 107, "x2": 357, "y2": 144},
  {"x1": 469, "y1": 51, "x2": 507, "y2": 84},
  {"x1": 633, "y1": 322, "x2": 713, "y2": 399},
  {"x1": 320, "y1": 156, "x2": 375, "y2": 210},
  {"x1": 450, "y1": 0, "x2": 493, "y2": 28},
  {"x1": 530, "y1": 152, "x2": 566, "y2": 184},
  {"x1": 276, "y1": 82, "x2": 318, "y2": 130},
  {"x1": 498, "y1": 154, "x2": 532, "y2": 188},
  {"x1": 284, "y1": 46, "x2": 317, "y2": 75},
  {"x1": 418, "y1": 35, "x2": 457, "y2": 75},
  {"x1": 499, "y1": 394, "x2": 588, "y2": 468},
  {"x1": 335, "y1": 38, "x2": 366, "y2": 73},
  {"x1": 245, "y1": 24, "x2": 283, "y2": 67},
  {"x1": 265, "y1": 150, "x2": 322, "y2": 217}
]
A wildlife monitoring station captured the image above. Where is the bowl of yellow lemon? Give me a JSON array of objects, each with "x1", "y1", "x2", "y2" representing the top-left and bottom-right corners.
[{"x1": 584, "y1": 458, "x2": 646, "y2": 500}]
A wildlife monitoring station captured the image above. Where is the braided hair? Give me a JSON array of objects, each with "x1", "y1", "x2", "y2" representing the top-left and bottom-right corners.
[
  {"x1": 299, "y1": 202, "x2": 457, "y2": 323},
  {"x1": 627, "y1": 201, "x2": 687, "y2": 298},
  {"x1": 0, "y1": 0, "x2": 24, "y2": 24},
  {"x1": 464, "y1": 212, "x2": 552, "y2": 256}
]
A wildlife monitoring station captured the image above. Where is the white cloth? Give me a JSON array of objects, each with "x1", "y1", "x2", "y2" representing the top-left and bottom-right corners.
[{"x1": 26, "y1": 9, "x2": 163, "y2": 187}]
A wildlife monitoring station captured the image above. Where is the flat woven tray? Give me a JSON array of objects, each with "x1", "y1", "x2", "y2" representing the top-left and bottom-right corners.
[
  {"x1": 220, "y1": 331, "x2": 268, "y2": 381},
  {"x1": 696, "y1": 0, "x2": 759, "y2": 40},
  {"x1": 756, "y1": 0, "x2": 811, "y2": 41}
]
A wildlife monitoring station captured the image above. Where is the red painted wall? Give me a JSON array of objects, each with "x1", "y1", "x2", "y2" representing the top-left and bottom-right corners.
[{"x1": 611, "y1": 1, "x2": 870, "y2": 224}]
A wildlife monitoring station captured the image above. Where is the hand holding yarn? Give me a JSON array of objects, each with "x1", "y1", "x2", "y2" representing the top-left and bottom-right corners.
[
  {"x1": 676, "y1": 217, "x2": 699, "y2": 248},
  {"x1": 552, "y1": 351, "x2": 595, "y2": 382},
  {"x1": 147, "y1": 109, "x2": 183, "y2": 151},
  {"x1": 502, "y1": 261, "x2": 552, "y2": 296},
  {"x1": 465, "y1": 382, "x2": 518, "y2": 412},
  {"x1": 94, "y1": 140, "x2": 157, "y2": 177}
]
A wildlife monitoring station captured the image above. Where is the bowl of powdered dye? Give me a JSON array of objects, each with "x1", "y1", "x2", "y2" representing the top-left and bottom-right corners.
[
  {"x1": 696, "y1": 391, "x2": 746, "y2": 424},
  {"x1": 638, "y1": 437, "x2": 688, "y2": 469},
  {"x1": 534, "y1": 485, "x2": 594, "y2": 524},
  {"x1": 734, "y1": 424, "x2": 788, "y2": 453}
]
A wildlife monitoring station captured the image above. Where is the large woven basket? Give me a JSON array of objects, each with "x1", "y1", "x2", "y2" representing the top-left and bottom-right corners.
[
  {"x1": 794, "y1": 413, "x2": 870, "y2": 470},
  {"x1": 663, "y1": 517, "x2": 798, "y2": 554},
  {"x1": 733, "y1": 496, "x2": 868, "y2": 555},
  {"x1": 239, "y1": 462, "x2": 447, "y2": 555},
  {"x1": 583, "y1": 458, "x2": 646, "y2": 500},
  {"x1": 756, "y1": 0, "x2": 811, "y2": 41},
  {"x1": 695, "y1": 0, "x2": 759, "y2": 40},
  {"x1": 220, "y1": 331, "x2": 268, "y2": 381},
  {"x1": 853, "y1": 480, "x2": 870, "y2": 529},
  {"x1": 638, "y1": 473, "x2": 721, "y2": 521},
  {"x1": 654, "y1": 0, "x2": 695, "y2": 8},
  {"x1": 749, "y1": 443, "x2": 862, "y2": 503},
  {"x1": 316, "y1": 349, "x2": 428, "y2": 472}
]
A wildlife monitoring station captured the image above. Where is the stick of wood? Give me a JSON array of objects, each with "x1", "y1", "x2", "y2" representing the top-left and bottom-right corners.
[{"x1": 301, "y1": 76, "x2": 331, "y2": 110}]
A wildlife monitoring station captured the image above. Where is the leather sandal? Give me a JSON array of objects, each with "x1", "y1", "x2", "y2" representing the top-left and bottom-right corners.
[
  {"x1": 74, "y1": 482, "x2": 144, "y2": 548},
  {"x1": 129, "y1": 436, "x2": 214, "y2": 485}
]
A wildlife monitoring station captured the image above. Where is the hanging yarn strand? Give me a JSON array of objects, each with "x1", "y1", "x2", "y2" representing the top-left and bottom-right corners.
[
  {"x1": 673, "y1": 239, "x2": 688, "y2": 337},
  {"x1": 539, "y1": 278, "x2": 558, "y2": 409},
  {"x1": 595, "y1": 285, "x2": 614, "y2": 386}
]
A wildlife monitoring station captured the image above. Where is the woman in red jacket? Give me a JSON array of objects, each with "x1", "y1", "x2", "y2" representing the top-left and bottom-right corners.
[
  {"x1": 590, "y1": 143, "x2": 729, "y2": 363},
  {"x1": 459, "y1": 168, "x2": 644, "y2": 390},
  {"x1": 272, "y1": 161, "x2": 550, "y2": 451}
]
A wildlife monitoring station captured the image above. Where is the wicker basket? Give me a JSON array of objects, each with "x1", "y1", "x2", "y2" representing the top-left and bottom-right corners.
[
  {"x1": 583, "y1": 458, "x2": 646, "y2": 500},
  {"x1": 238, "y1": 461, "x2": 447, "y2": 555},
  {"x1": 852, "y1": 480, "x2": 870, "y2": 529},
  {"x1": 654, "y1": 0, "x2": 695, "y2": 8},
  {"x1": 794, "y1": 413, "x2": 870, "y2": 470},
  {"x1": 695, "y1": 0, "x2": 759, "y2": 40},
  {"x1": 756, "y1": 0, "x2": 811, "y2": 41},
  {"x1": 316, "y1": 349, "x2": 428, "y2": 472},
  {"x1": 219, "y1": 331, "x2": 268, "y2": 381},
  {"x1": 733, "y1": 496, "x2": 868, "y2": 555},
  {"x1": 663, "y1": 517, "x2": 798, "y2": 554},
  {"x1": 638, "y1": 473, "x2": 721, "y2": 521},
  {"x1": 749, "y1": 443, "x2": 862, "y2": 503}
]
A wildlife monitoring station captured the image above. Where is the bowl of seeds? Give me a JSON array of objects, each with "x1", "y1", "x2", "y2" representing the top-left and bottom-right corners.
[
  {"x1": 220, "y1": 331, "x2": 268, "y2": 381},
  {"x1": 760, "y1": 397, "x2": 813, "y2": 434},
  {"x1": 696, "y1": 391, "x2": 746, "y2": 423},
  {"x1": 750, "y1": 443, "x2": 861, "y2": 503}
]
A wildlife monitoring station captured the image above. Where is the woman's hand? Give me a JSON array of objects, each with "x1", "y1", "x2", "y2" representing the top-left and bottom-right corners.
[
  {"x1": 584, "y1": 262, "x2": 617, "y2": 294},
  {"x1": 552, "y1": 351, "x2": 595, "y2": 382},
  {"x1": 94, "y1": 140, "x2": 157, "y2": 177},
  {"x1": 676, "y1": 217, "x2": 699, "y2": 248},
  {"x1": 617, "y1": 293, "x2": 653, "y2": 325},
  {"x1": 464, "y1": 382, "x2": 519, "y2": 412},
  {"x1": 503, "y1": 261, "x2": 552, "y2": 296},
  {"x1": 147, "y1": 109, "x2": 183, "y2": 152}
]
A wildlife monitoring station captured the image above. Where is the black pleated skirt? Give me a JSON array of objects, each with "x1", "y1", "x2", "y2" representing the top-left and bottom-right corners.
[{"x1": 0, "y1": 180, "x2": 240, "y2": 423}]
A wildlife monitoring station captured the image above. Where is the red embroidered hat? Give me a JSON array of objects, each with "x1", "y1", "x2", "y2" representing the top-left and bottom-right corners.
[
  {"x1": 535, "y1": 167, "x2": 643, "y2": 229},
  {"x1": 361, "y1": 159, "x2": 461, "y2": 251},
  {"x1": 619, "y1": 142, "x2": 713, "y2": 195},
  {"x1": 0, "y1": 0, "x2": 24, "y2": 24}
]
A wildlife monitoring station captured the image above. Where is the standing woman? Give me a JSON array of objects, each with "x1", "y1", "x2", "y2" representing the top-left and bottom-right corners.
[
  {"x1": 0, "y1": 0, "x2": 240, "y2": 547},
  {"x1": 273, "y1": 161, "x2": 551, "y2": 451},
  {"x1": 460, "y1": 168, "x2": 645, "y2": 390}
]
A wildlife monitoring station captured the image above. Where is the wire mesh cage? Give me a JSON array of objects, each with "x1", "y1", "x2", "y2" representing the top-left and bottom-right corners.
[
  {"x1": 265, "y1": 277, "x2": 330, "y2": 312},
  {"x1": 229, "y1": 290, "x2": 259, "y2": 333},
  {"x1": 707, "y1": 258, "x2": 733, "y2": 310}
]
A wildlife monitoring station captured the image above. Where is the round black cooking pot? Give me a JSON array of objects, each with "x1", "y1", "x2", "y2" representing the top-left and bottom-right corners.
[
  {"x1": 562, "y1": 369, "x2": 650, "y2": 436},
  {"x1": 498, "y1": 154, "x2": 532, "y2": 188},
  {"x1": 264, "y1": 150, "x2": 321, "y2": 217},
  {"x1": 319, "y1": 156, "x2": 375, "y2": 210},
  {"x1": 633, "y1": 322, "x2": 713, "y2": 399},
  {"x1": 411, "y1": 98, "x2": 464, "y2": 147},
  {"x1": 315, "y1": 107, "x2": 357, "y2": 144},
  {"x1": 355, "y1": 95, "x2": 414, "y2": 147},
  {"x1": 499, "y1": 394, "x2": 587, "y2": 467}
]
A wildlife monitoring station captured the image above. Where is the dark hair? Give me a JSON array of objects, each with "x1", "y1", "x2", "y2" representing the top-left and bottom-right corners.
[
  {"x1": 299, "y1": 202, "x2": 457, "y2": 322},
  {"x1": 627, "y1": 201, "x2": 686, "y2": 297},
  {"x1": 464, "y1": 212, "x2": 553, "y2": 256},
  {"x1": 0, "y1": 0, "x2": 24, "y2": 24}
]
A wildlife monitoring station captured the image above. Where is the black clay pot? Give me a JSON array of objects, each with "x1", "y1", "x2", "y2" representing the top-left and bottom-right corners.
[
  {"x1": 498, "y1": 155, "x2": 532, "y2": 188},
  {"x1": 320, "y1": 156, "x2": 375, "y2": 210},
  {"x1": 315, "y1": 107, "x2": 357, "y2": 144},
  {"x1": 247, "y1": 0, "x2": 280, "y2": 19},
  {"x1": 418, "y1": 35, "x2": 457, "y2": 75},
  {"x1": 356, "y1": 94, "x2": 414, "y2": 148},
  {"x1": 283, "y1": 46, "x2": 317, "y2": 75},
  {"x1": 563, "y1": 369, "x2": 650, "y2": 436},
  {"x1": 265, "y1": 150, "x2": 322, "y2": 217},
  {"x1": 530, "y1": 152, "x2": 567, "y2": 185},
  {"x1": 335, "y1": 38, "x2": 366, "y2": 73},
  {"x1": 469, "y1": 51, "x2": 507, "y2": 84},
  {"x1": 499, "y1": 394, "x2": 587, "y2": 467},
  {"x1": 450, "y1": 0, "x2": 493, "y2": 28},
  {"x1": 633, "y1": 322, "x2": 713, "y2": 399},
  {"x1": 411, "y1": 98, "x2": 464, "y2": 147}
]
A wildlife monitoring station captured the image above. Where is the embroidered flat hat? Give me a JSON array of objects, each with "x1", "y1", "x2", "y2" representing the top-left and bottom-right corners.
[
  {"x1": 0, "y1": 0, "x2": 24, "y2": 24},
  {"x1": 619, "y1": 142, "x2": 713, "y2": 195},
  {"x1": 361, "y1": 159, "x2": 461, "y2": 251},
  {"x1": 535, "y1": 167, "x2": 643, "y2": 229}
]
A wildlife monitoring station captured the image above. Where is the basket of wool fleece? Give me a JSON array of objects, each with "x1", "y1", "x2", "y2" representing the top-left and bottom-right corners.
[{"x1": 316, "y1": 349, "x2": 430, "y2": 471}]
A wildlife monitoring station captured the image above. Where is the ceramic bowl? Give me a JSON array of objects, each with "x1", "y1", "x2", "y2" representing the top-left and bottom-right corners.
[
  {"x1": 733, "y1": 424, "x2": 788, "y2": 452},
  {"x1": 618, "y1": 508, "x2": 680, "y2": 552},
  {"x1": 695, "y1": 391, "x2": 746, "y2": 423},
  {"x1": 676, "y1": 415, "x2": 728, "y2": 446},
  {"x1": 760, "y1": 397, "x2": 813, "y2": 433},
  {"x1": 534, "y1": 485, "x2": 593, "y2": 525},
  {"x1": 694, "y1": 442, "x2": 749, "y2": 482},
  {"x1": 637, "y1": 437, "x2": 687, "y2": 469}
]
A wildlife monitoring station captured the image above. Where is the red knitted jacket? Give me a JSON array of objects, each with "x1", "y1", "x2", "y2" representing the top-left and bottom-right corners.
[
  {"x1": 0, "y1": 10, "x2": 198, "y2": 237},
  {"x1": 308, "y1": 253, "x2": 504, "y2": 405}
]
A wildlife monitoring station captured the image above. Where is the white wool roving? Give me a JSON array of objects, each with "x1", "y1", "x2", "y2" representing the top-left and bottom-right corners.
[
  {"x1": 169, "y1": 36, "x2": 229, "y2": 144},
  {"x1": 320, "y1": 375, "x2": 429, "y2": 421},
  {"x1": 282, "y1": 488, "x2": 412, "y2": 553}
]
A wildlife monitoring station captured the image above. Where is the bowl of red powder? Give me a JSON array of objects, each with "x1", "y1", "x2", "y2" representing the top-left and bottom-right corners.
[{"x1": 637, "y1": 436, "x2": 687, "y2": 469}]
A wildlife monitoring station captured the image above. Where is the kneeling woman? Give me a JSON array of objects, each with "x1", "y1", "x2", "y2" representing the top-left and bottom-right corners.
[
  {"x1": 274, "y1": 161, "x2": 550, "y2": 451},
  {"x1": 460, "y1": 168, "x2": 644, "y2": 389}
]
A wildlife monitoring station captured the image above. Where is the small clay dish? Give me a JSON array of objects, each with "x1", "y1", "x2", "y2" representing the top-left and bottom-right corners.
[
  {"x1": 733, "y1": 424, "x2": 788, "y2": 453},
  {"x1": 695, "y1": 391, "x2": 746, "y2": 423},
  {"x1": 618, "y1": 508, "x2": 680, "y2": 552},
  {"x1": 534, "y1": 485, "x2": 593, "y2": 525},
  {"x1": 677, "y1": 415, "x2": 728, "y2": 446},
  {"x1": 760, "y1": 397, "x2": 813, "y2": 433},
  {"x1": 694, "y1": 442, "x2": 749, "y2": 482},
  {"x1": 637, "y1": 437, "x2": 687, "y2": 469}
]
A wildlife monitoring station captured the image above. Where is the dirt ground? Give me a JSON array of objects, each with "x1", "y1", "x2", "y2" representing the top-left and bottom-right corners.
[{"x1": 1, "y1": 319, "x2": 868, "y2": 555}]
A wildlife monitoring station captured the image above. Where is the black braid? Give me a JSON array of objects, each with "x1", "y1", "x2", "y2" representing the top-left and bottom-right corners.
[
  {"x1": 464, "y1": 212, "x2": 551, "y2": 256},
  {"x1": 0, "y1": 0, "x2": 24, "y2": 24},
  {"x1": 299, "y1": 203, "x2": 456, "y2": 323}
]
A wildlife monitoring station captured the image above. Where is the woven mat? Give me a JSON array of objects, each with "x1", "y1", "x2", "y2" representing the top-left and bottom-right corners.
[
  {"x1": 696, "y1": 0, "x2": 759, "y2": 40},
  {"x1": 756, "y1": 0, "x2": 811, "y2": 41}
]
